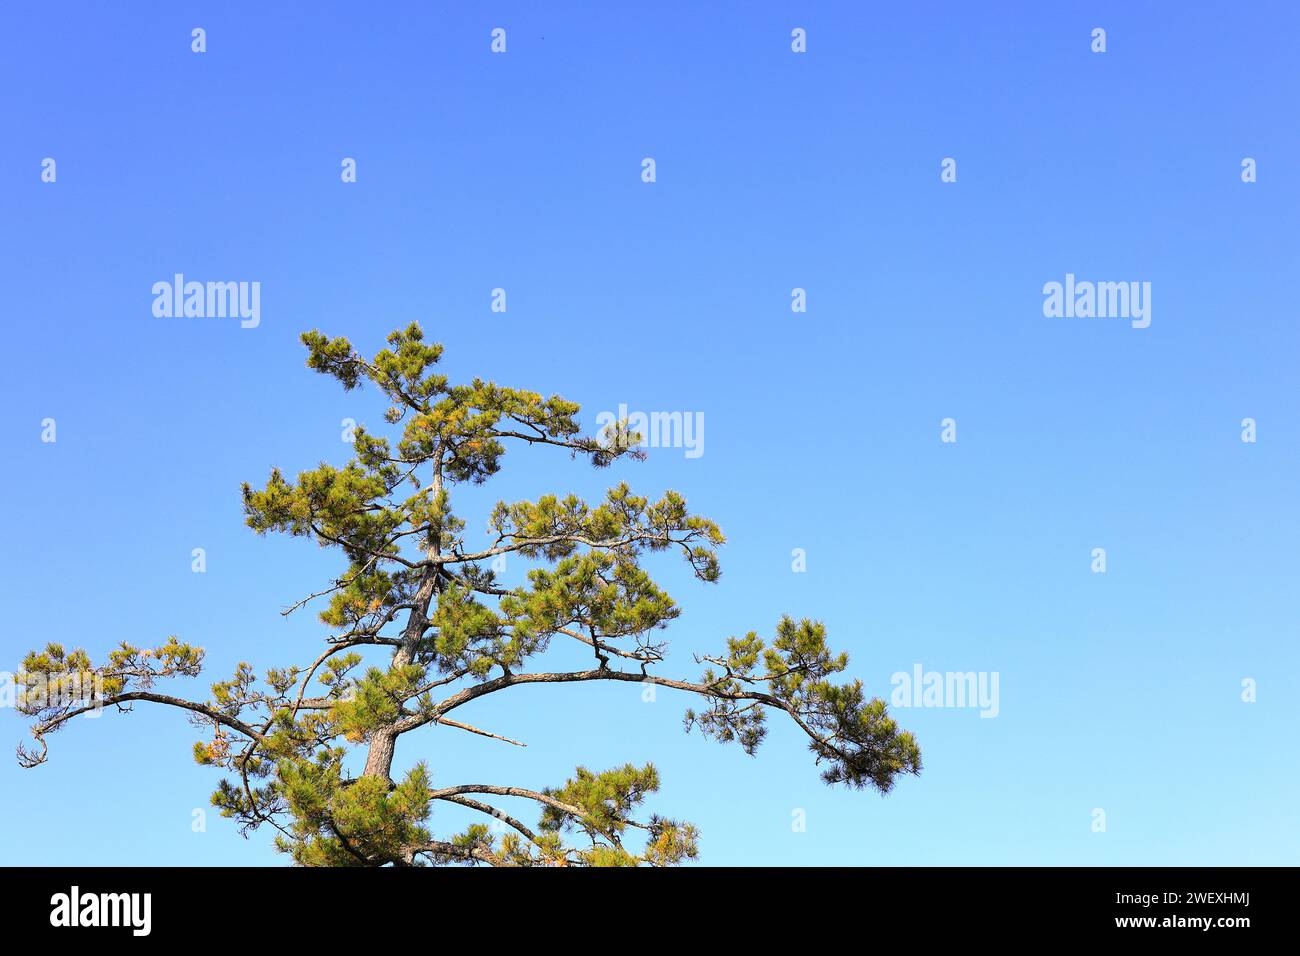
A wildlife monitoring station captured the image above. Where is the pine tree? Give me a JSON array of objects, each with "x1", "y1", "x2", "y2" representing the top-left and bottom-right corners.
[{"x1": 15, "y1": 324, "x2": 920, "y2": 866}]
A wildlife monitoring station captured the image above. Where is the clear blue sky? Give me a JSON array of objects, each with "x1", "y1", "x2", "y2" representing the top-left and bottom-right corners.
[{"x1": 3, "y1": 1, "x2": 1297, "y2": 866}]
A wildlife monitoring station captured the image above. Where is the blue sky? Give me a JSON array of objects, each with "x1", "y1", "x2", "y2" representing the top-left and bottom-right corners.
[{"x1": 2, "y1": 1, "x2": 1298, "y2": 866}]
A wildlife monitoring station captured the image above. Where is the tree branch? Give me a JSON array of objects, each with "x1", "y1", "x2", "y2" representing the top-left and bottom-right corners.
[
  {"x1": 21, "y1": 690, "x2": 266, "y2": 768},
  {"x1": 435, "y1": 794, "x2": 541, "y2": 845},
  {"x1": 431, "y1": 716, "x2": 526, "y2": 747},
  {"x1": 427, "y1": 784, "x2": 585, "y2": 819},
  {"x1": 396, "y1": 667, "x2": 859, "y2": 771}
]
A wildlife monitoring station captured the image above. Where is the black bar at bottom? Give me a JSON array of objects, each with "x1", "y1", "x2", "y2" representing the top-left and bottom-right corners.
[{"x1": 2, "y1": 865, "x2": 1272, "y2": 941}]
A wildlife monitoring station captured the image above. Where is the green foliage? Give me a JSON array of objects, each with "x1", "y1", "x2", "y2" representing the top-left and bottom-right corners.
[
  {"x1": 16, "y1": 638, "x2": 203, "y2": 719},
  {"x1": 331, "y1": 664, "x2": 425, "y2": 742},
  {"x1": 274, "y1": 754, "x2": 433, "y2": 866},
  {"x1": 320, "y1": 564, "x2": 401, "y2": 629},
  {"x1": 686, "y1": 617, "x2": 921, "y2": 791},
  {"x1": 429, "y1": 584, "x2": 513, "y2": 677},
  {"x1": 489, "y1": 483, "x2": 724, "y2": 579},
  {"x1": 14, "y1": 322, "x2": 920, "y2": 865},
  {"x1": 538, "y1": 763, "x2": 700, "y2": 867},
  {"x1": 507, "y1": 552, "x2": 679, "y2": 644},
  {"x1": 241, "y1": 463, "x2": 403, "y2": 568}
]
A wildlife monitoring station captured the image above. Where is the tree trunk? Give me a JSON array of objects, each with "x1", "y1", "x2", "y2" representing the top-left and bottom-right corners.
[
  {"x1": 363, "y1": 728, "x2": 398, "y2": 780},
  {"x1": 361, "y1": 468, "x2": 444, "y2": 783}
]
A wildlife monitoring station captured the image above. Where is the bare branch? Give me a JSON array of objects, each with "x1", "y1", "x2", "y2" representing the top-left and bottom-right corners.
[
  {"x1": 432, "y1": 716, "x2": 526, "y2": 747},
  {"x1": 427, "y1": 784, "x2": 585, "y2": 819},
  {"x1": 435, "y1": 794, "x2": 540, "y2": 844}
]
